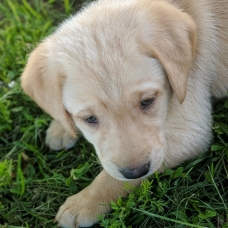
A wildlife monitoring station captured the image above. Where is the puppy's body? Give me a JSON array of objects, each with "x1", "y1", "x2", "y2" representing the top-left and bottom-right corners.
[
  {"x1": 21, "y1": 0, "x2": 228, "y2": 227},
  {"x1": 164, "y1": 0, "x2": 228, "y2": 166}
]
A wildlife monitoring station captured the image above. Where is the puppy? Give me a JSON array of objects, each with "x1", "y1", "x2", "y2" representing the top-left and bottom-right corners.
[{"x1": 21, "y1": 0, "x2": 228, "y2": 227}]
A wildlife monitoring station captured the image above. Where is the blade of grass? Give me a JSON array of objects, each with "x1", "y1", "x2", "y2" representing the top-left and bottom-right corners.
[
  {"x1": 132, "y1": 208, "x2": 207, "y2": 228},
  {"x1": 208, "y1": 166, "x2": 228, "y2": 211},
  {"x1": 7, "y1": 1, "x2": 21, "y2": 24}
]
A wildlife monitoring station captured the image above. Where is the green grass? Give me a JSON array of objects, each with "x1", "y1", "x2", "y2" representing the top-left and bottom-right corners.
[{"x1": 0, "y1": 1, "x2": 228, "y2": 228}]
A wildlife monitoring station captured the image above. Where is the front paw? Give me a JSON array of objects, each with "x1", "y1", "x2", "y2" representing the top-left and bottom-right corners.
[
  {"x1": 55, "y1": 190, "x2": 111, "y2": 228},
  {"x1": 45, "y1": 120, "x2": 78, "y2": 150}
]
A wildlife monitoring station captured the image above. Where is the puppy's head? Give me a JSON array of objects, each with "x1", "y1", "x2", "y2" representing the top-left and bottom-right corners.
[{"x1": 21, "y1": 0, "x2": 196, "y2": 180}]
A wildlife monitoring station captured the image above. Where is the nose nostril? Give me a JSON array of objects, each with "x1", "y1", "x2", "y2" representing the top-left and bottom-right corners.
[{"x1": 120, "y1": 162, "x2": 150, "y2": 179}]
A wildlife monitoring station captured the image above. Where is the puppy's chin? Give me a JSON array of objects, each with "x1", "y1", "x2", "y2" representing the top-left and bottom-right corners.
[{"x1": 101, "y1": 161, "x2": 127, "y2": 181}]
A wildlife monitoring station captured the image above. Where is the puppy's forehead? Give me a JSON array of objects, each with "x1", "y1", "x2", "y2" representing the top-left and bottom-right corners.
[
  {"x1": 55, "y1": 0, "x2": 149, "y2": 71},
  {"x1": 59, "y1": 0, "x2": 166, "y2": 113},
  {"x1": 63, "y1": 56, "x2": 165, "y2": 117}
]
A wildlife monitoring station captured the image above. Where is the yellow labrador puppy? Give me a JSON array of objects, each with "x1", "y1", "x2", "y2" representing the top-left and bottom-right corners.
[{"x1": 21, "y1": 0, "x2": 228, "y2": 227}]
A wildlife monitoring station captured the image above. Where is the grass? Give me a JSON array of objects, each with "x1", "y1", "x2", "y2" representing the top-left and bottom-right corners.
[{"x1": 0, "y1": 0, "x2": 227, "y2": 227}]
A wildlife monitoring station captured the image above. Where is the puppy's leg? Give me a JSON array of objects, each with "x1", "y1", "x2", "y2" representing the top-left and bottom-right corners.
[
  {"x1": 45, "y1": 119, "x2": 78, "y2": 150},
  {"x1": 55, "y1": 170, "x2": 141, "y2": 228}
]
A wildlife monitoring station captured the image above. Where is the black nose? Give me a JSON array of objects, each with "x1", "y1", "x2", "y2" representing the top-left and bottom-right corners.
[{"x1": 120, "y1": 162, "x2": 150, "y2": 179}]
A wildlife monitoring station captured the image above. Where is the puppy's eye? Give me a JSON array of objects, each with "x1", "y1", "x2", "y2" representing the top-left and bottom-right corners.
[
  {"x1": 140, "y1": 98, "x2": 154, "y2": 110},
  {"x1": 84, "y1": 116, "x2": 98, "y2": 124}
]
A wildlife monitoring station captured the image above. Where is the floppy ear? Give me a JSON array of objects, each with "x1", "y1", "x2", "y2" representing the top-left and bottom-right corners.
[
  {"x1": 21, "y1": 39, "x2": 76, "y2": 138},
  {"x1": 142, "y1": 2, "x2": 196, "y2": 103}
]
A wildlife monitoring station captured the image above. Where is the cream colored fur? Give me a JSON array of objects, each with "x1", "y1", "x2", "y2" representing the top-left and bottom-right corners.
[{"x1": 21, "y1": 0, "x2": 228, "y2": 227}]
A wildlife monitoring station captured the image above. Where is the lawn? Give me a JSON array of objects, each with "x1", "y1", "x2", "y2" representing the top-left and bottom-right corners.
[{"x1": 0, "y1": 0, "x2": 228, "y2": 228}]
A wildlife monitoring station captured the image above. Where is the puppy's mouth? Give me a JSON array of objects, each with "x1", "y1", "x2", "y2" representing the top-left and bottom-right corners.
[
  {"x1": 100, "y1": 150, "x2": 165, "y2": 181},
  {"x1": 101, "y1": 160, "x2": 157, "y2": 181}
]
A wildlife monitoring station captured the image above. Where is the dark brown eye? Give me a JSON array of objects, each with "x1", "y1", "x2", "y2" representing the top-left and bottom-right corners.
[
  {"x1": 140, "y1": 98, "x2": 154, "y2": 110},
  {"x1": 84, "y1": 116, "x2": 98, "y2": 124}
]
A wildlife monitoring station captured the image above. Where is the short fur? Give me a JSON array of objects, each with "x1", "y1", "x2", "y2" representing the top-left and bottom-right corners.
[{"x1": 21, "y1": 0, "x2": 228, "y2": 227}]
